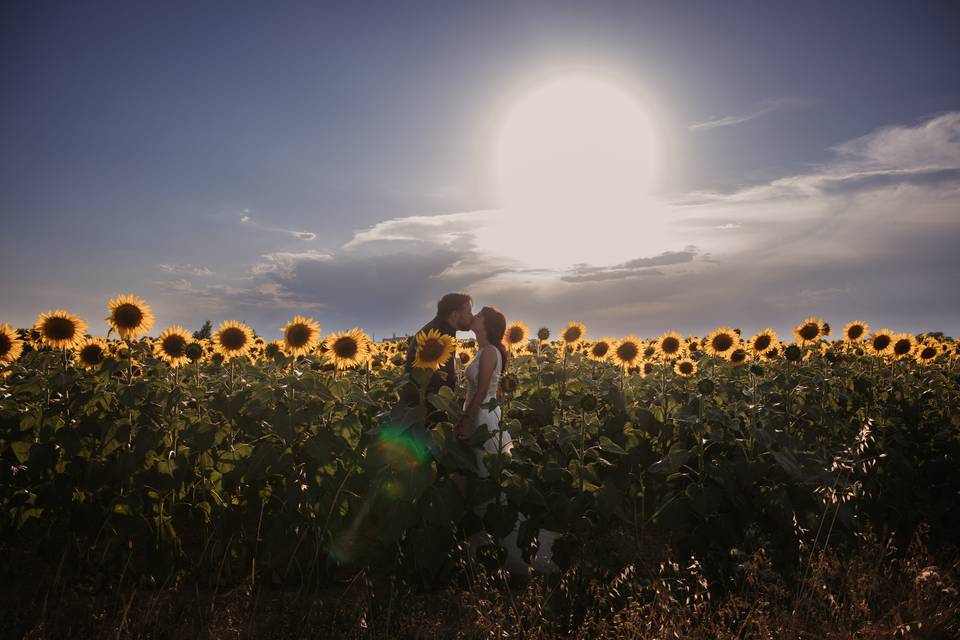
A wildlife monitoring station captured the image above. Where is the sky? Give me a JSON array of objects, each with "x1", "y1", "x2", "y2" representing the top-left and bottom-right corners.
[{"x1": 2, "y1": 0, "x2": 959, "y2": 341}]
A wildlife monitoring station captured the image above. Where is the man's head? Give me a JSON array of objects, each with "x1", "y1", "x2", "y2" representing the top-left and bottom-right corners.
[{"x1": 437, "y1": 292, "x2": 473, "y2": 331}]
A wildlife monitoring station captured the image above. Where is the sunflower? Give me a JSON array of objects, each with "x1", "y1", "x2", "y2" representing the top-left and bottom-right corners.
[
  {"x1": 536, "y1": 327, "x2": 551, "y2": 342},
  {"x1": 185, "y1": 340, "x2": 206, "y2": 363},
  {"x1": 154, "y1": 326, "x2": 192, "y2": 367},
  {"x1": 560, "y1": 321, "x2": 586, "y2": 346},
  {"x1": 704, "y1": 327, "x2": 740, "y2": 358},
  {"x1": 890, "y1": 333, "x2": 916, "y2": 360},
  {"x1": 843, "y1": 320, "x2": 869, "y2": 342},
  {"x1": 263, "y1": 340, "x2": 286, "y2": 360},
  {"x1": 588, "y1": 337, "x2": 615, "y2": 362},
  {"x1": 281, "y1": 315, "x2": 321, "y2": 356},
  {"x1": 74, "y1": 337, "x2": 108, "y2": 369},
  {"x1": 792, "y1": 316, "x2": 825, "y2": 345},
  {"x1": 105, "y1": 294, "x2": 155, "y2": 340},
  {"x1": 914, "y1": 341, "x2": 940, "y2": 365},
  {"x1": 611, "y1": 336, "x2": 642, "y2": 368},
  {"x1": 867, "y1": 329, "x2": 895, "y2": 356},
  {"x1": 503, "y1": 320, "x2": 529, "y2": 352},
  {"x1": 748, "y1": 328, "x2": 778, "y2": 355},
  {"x1": 728, "y1": 348, "x2": 748, "y2": 366},
  {"x1": 674, "y1": 358, "x2": 697, "y2": 378},
  {"x1": 412, "y1": 329, "x2": 456, "y2": 370},
  {"x1": 323, "y1": 328, "x2": 372, "y2": 370},
  {"x1": 212, "y1": 320, "x2": 255, "y2": 361},
  {"x1": 0, "y1": 324, "x2": 24, "y2": 365},
  {"x1": 655, "y1": 331, "x2": 685, "y2": 360},
  {"x1": 35, "y1": 310, "x2": 88, "y2": 350}
]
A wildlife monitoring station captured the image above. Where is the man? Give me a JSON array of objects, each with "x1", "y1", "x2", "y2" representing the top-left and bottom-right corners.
[{"x1": 404, "y1": 292, "x2": 473, "y2": 401}]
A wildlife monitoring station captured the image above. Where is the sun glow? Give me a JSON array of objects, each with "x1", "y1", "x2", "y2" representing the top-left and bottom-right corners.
[
  {"x1": 494, "y1": 75, "x2": 659, "y2": 210},
  {"x1": 484, "y1": 74, "x2": 665, "y2": 268}
]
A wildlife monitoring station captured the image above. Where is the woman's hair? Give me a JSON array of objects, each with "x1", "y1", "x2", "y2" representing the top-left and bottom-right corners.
[{"x1": 478, "y1": 306, "x2": 509, "y2": 367}]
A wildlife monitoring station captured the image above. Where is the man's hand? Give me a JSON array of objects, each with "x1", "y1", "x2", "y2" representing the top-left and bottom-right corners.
[{"x1": 454, "y1": 416, "x2": 473, "y2": 441}]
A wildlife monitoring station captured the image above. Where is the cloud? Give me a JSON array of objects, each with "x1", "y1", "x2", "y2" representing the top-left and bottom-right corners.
[
  {"x1": 251, "y1": 250, "x2": 333, "y2": 278},
  {"x1": 239, "y1": 211, "x2": 317, "y2": 240},
  {"x1": 688, "y1": 97, "x2": 812, "y2": 131},
  {"x1": 156, "y1": 111, "x2": 960, "y2": 339},
  {"x1": 158, "y1": 263, "x2": 215, "y2": 277}
]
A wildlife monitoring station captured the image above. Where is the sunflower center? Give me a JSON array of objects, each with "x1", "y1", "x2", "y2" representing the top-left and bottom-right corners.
[
  {"x1": 592, "y1": 342, "x2": 609, "y2": 357},
  {"x1": 711, "y1": 333, "x2": 733, "y2": 353},
  {"x1": 113, "y1": 303, "x2": 144, "y2": 329},
  {"x1": 920, "y1": 346, "x2": 937, "y2": 360},
  {"x1": 44, "y1": 317, "x2": 77, "y2": 341},
  {"x1": 679, "y1": 361, "x2": 693, "y2": 374},
  {"x1": 616, "y1": 342, "x2": 638, "y2": 362},
  {"x1": 508, "y1": 327, "x2": 525, "y2": 344},
  {"x1": 0, "y1": 333, "x2": 10, "y2": 357},
  {"x1": 563, "y1": 327, "x2": 582, "y2": 342},
  {"x1": 661, "y1": 337, "x2": 680, "y2": 354},
  {"x1": 81, "y1": 344, "x2": 104, "y2": 364},
  {"x1": 219, "y1": 327, "x2": 248, "y2": 351},
  {"x1": 333, "y1": 336, "x2": 358, "y2": 359},
  {"x1": 730, "y1": 349, "x2": 746, "y2": 364},
  {"x1": 847, "y1": 325, "x2": 864, "y2": 340},
  {"x1": 162, "y1": 335, "x2": 187, "y2": 358},
  {"x1": 872, "y1": 335, "x2": 891, "y2": 351},
  {"x1": 285, "y1": 324, "x2": 313, "y2": 348},
  {"x1": 419, "y1": 338, "x2": 445, "y2": 362},
  {"x1": 643, "y1": 362, "x2": 655, "y2": 374},
  {"x1": 798, "y1": 323, "x2": 819, "y2": 341},
  {"x1": 754, "y1": 335, "x2": 771, "y2": 351},
  {"x1": 893, "y1": 339, "x2": 912, "y2": 356}
]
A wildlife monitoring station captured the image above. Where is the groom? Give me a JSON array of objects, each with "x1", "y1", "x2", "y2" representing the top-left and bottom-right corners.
[{"x1": 404, "y1": 292, "x2": 474, "y2": 404}]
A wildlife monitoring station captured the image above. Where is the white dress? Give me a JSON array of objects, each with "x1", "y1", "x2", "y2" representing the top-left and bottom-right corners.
[{"x1": 462, "y1": 345, "x2": 559, "y2": 577}]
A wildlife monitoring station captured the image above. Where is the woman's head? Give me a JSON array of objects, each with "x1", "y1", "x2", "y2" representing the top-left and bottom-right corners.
[{"x1": 472, "y1": 306, "x2": 509, "y2": 364}]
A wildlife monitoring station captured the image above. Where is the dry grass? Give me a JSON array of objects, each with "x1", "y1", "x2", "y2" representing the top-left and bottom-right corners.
[{"x1": 2, "y1": 523, "x2": 957, "y2": 639}]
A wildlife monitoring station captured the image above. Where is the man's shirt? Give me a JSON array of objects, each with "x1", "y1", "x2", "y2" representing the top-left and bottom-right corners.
[{"x1": 404, "y1": 316, "x2": 457, "y2": 397}]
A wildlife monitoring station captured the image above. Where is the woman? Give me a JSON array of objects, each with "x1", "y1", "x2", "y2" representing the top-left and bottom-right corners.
[{"x1": 455, "y1": 306, "x2": 559, "y2": 577}]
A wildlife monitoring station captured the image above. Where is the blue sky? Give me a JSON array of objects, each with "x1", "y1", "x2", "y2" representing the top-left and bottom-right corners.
[{"x1": 2, "y1": 1, "x2": 959, "y2": 340}]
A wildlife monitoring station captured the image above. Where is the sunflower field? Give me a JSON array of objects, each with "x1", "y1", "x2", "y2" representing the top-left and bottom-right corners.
[{"x1": 1, "y1": 298, "x2": 959, "y2": 634}]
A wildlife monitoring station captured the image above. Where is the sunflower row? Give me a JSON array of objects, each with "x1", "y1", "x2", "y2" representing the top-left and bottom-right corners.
[{"x1": 1, "y1": 295, "x2": 957, "y2": 375}]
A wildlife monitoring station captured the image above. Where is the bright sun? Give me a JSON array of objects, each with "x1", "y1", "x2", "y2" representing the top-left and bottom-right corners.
[{"x1": 494, "y1": 75, "x2": 659, "y2": 211}]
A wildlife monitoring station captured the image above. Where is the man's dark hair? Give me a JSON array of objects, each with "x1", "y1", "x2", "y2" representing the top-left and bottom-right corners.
[{"x1": 437, "y1": 293, "x2": 472, "y2": 319}]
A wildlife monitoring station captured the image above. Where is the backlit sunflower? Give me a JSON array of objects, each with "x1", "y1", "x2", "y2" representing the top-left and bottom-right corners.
[
  {"x1": 728, "y1": 348, "x2": 748, "y2": 366},
  {"x1": 0, "y1": 324, "x2": 24, "y2": 365},
  {"x1": 704, "y1": 327, "x2": 740, "y2": 358},
  {"x1": 154, "y1": 326, "x2": 192, "y2": 367},
  {"x1": 323, "y1": 328, "x2": 372, "y2": 370},
  {"x1": 843, "y1": 320, "x2": 869, "y2": 342},
  {"x1": 748, "y1": 328, "x2": 778, "y2": 355},
  {"x1": 792, "y1": 316, "x2": 825, "y2": 345},
  {"x1": 264, "y1": 340, "x2": 286, "y2": 360},
  {"x1": 413, "y1": 329, "x2": 456, "y2": 370},
  {"x1": 281, "y1": 315, "x2": 321, "y2": 357},
  {"x1": 890, "y1": 333, "x2": 916, "y2": 360},
  {"x1": 655, "y1": 331, "x2": 685, "y2": 360},
  {"x1": 35, "y1": 309, "x2": 88, "y2": 350},
  {"x1": 505, "y1": 321, "x2": 529, "y2": 353},
  {"x1": 185, "y1": 340, "x2": 206, "y2": 363},
  {"x1": 212, "y1": 320, "x2": 255, "y2": 361},
  {"x1": 674, "y1": 358, "x2": 697, "y2": 378},
  {"x1": 588, "y1": 337, "x2": 615, "y2": 362},
  {"x1": 536, "y1": 327, "x2": 551, "y2": 342},
  {"x1": 74, "y1": 337, "x2": 108, "y2": 369},
  {"x1": 867, "y1": 329, "x2": 895, "y2": 356},
  {"x1": 106, "y1": 294, "x2": 155, "y2": 340},
  {"x1": 611, "y1": 336, "x2": 642, "y2": 368},
  {"x1": 560, "y1": 321, "x2": 586, "y2": 347},
  {"x1": 914, "y1": 341, "x2": 940, "y2": 365}
]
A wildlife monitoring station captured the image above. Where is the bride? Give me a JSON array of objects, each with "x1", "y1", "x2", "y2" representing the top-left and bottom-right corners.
[{"x1": 454, "y1": 306, "x2": 559, "y2": 576}]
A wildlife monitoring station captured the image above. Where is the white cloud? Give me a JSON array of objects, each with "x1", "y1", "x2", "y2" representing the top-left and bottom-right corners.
[
  {"x1": 158, "y1": 263, "x2": 215, "y2": 277},
  {"x1": 251, "y1": 250, "x2": 333, "y2": 278},
  {"x1": 688, "y1": 97, "x2": 812, "y2": 131}
]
